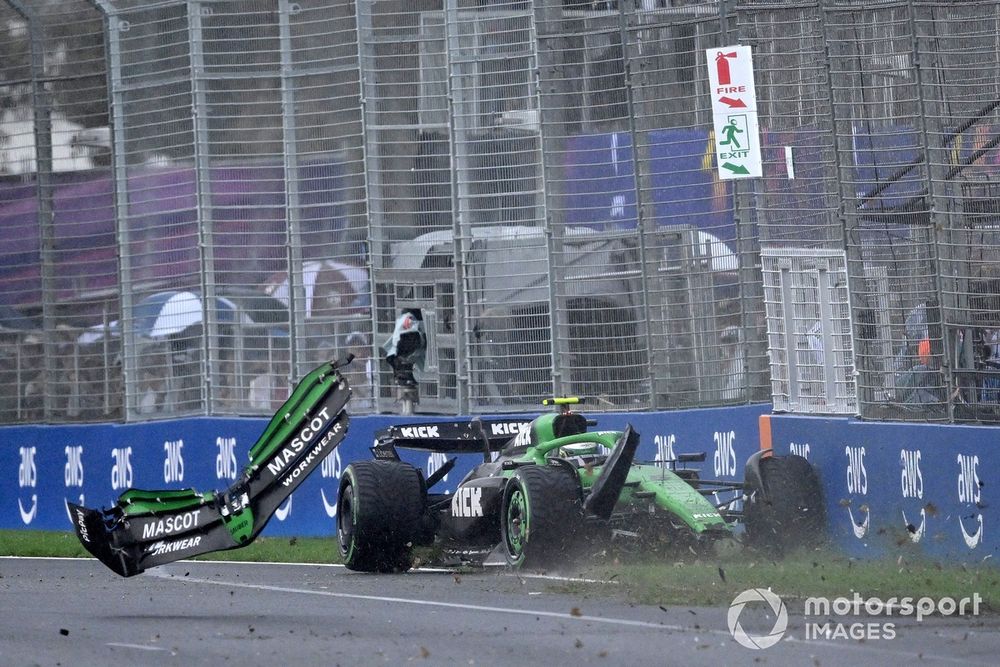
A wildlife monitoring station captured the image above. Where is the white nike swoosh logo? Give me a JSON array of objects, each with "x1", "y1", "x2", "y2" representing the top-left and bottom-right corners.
[
  {"x1": 18, "y1": 494, "x2": 37, "y2": 525},
  {"x1": 320, "y1": 489, "x2": 337, "y2": 518},
  {"x1": 275, "y1": 494, "x2": 293, "y2": 521}
]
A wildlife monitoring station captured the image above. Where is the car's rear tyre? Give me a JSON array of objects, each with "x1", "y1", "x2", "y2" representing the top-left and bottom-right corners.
[
  {"x1": 500, "y1": 464, "x2": 582, "y2": 569},
  {"x1": 744, "y1": 454, "x2": 826, "y2": 556},
  {"x1": 338, "y1": 460, "x2": 426, "y2": 572}
]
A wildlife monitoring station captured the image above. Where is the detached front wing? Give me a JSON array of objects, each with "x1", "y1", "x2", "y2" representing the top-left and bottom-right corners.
[{"x1": 68, "y1": 379, "x2": 351, "y2": 577}]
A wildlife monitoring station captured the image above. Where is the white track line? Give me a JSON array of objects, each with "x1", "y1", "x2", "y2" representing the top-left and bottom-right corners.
[
  {"x1": 106, "y1": 642, "x2": 166, "y2": 652},
  {"x1": 147, "y1": 570, "x2": 664, "y2": 630}
]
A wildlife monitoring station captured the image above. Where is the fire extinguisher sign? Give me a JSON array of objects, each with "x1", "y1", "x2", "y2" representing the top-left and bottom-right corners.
[{"x1": 706, "y1": 45, "x2": 762, "y2": 179}]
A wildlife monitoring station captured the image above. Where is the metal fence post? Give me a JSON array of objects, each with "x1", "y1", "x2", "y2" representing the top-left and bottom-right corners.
[
  {"x1": 906, "y1": 1, "x2": 953, "y2": 421},
  {"x1": 83, "y1": 0, "x2": 133, "y2": 419},
  {"x1": 11, "y1": 2, "x2": 56, "y2": 419},
  {"x1": 617, "y1": 1, "x2": 656, "y2": 407},
  {"x1": 278, "y1": 0, "x2": 306, "y2": 384},
  {"x1": 444, "y1": 0, "x2": 472, "y2": 414},
  {"x1": 817, "y1": 0, "x2": 863, "y2": 415},
  {"x1": 187, "y1": 1, "x2": 218, "y2": 414},
  {"x1": 447, "y1": 19, "x2": 471, "y2": 417},
  {"x1": 350, "y1": 3, "x2": 378, "y2": 413},
  {"x1": 532, "y1": 0, "x2": 564, "y2": 400}
]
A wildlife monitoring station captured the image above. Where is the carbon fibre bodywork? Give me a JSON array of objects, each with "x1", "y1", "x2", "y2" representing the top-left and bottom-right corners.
[
  {"x1": 370, "y1": 409, "x2": 746, "y2": 565},
  {"x1": 69, "y1": 359, "x2": 352, "y2": 577}
]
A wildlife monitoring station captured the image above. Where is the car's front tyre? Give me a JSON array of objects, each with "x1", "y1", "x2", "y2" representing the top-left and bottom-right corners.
[{"x1": 500, "y1": 464, "x2": 582, "y2": 569}]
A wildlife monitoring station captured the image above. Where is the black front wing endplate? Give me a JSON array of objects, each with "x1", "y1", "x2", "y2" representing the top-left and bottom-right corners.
[{"x1": 583, "y1": 425, "x2": 640, "y2": 520}]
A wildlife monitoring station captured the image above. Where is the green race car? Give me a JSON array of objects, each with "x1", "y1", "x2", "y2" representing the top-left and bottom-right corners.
[
  {"x1": 338, "y1": 398, "x2": 826, "y2": 572},
  {"x1": 69, "y1": 361, "x2": 824, "y2": 577}
]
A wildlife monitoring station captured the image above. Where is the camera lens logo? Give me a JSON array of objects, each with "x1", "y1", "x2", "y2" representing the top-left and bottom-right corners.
[{"x1": 728, "y1": 588, "x2": 788, "y2": 650}]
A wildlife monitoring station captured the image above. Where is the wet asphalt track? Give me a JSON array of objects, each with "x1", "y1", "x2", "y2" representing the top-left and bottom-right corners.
[{"x1": 1, "y1": 557, "x2": 998, "y2": 666}]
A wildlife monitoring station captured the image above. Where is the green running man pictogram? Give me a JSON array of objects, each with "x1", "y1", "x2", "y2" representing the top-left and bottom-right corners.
[{"x1": 720, "y1": 119, "x2": 743, "y2": 148}]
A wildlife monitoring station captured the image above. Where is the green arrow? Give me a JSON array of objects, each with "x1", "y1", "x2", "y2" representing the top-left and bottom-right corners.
[{"x1": 722, "y1": 162, "x2": 750, "y2": 175}]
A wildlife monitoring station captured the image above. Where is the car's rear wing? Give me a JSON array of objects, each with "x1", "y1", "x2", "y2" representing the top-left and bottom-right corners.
[{"x1": 373, "y1": 418, "x2": 531, "y2": 459}]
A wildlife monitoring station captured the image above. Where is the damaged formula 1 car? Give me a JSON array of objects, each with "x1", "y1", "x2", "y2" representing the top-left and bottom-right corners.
[
  {"x1": 339, "y1": 398, "x2": 826, "y2": 572},
  {"x1": 68, "y1": 358, "x2": 353, "y2": 577}
]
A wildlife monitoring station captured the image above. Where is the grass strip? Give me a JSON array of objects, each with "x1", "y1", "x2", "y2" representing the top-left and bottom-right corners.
[
  {"x1": 558, "y1": 548, "x2": 1000, "y2": 609},
  {"x1": 0, "y1": 529, "x2": 336, "y2": 564}
]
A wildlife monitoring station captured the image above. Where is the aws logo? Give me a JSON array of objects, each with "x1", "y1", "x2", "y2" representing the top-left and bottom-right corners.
[
  {"x1": 900, "y1": 449, "x2": 925, "y2": 543},
  {"x1": 958, "y1": 454, "x2": 984, "y2": 549},
  {"x1": 713, "y1": 430, "x2": 737, "y2": 477},
  {"x1": 845, "y1": 445, "x2": 869, "y2": 540},
  {"x1": 164, "y1": 439, "x2": 184, "y2": 483},
  {"x1": 216, "y1": 437, "x2": 238, "y2": 480},
  {"x1": 654, "y1": 434, "x2": 676, "y2": 468},
  {"x1": 111, "y1": 447, "x2": 133, "y2": 490},
  {"x1": 427, "y1": 451, "x2": 450, "y2": 483},
  {"x1": 65, "y1": 445, "x2": 84, "y2": 487},
  {"x1": 18, "y1": 446, "x2": 37, "y2": 525},
  {"x1": 64, "y1": 445, "x2": 85, "y2": 523}
]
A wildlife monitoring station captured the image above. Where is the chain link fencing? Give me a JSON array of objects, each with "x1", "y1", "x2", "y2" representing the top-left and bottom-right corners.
[{"x1": 1, "y1": 0, "x2": 999, "y2": 425}]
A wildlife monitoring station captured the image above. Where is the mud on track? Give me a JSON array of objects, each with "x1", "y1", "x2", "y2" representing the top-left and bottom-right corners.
[{"x1": 1, "y1": 557, "x2": 997, "y2": 666}]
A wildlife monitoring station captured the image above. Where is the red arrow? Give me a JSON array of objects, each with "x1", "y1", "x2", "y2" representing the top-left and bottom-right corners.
[{"x1": 718, "y1": 96, "x2": 747, "y2": 108}]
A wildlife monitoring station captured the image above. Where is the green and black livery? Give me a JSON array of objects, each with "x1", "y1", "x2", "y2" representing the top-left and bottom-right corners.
[
  {"x1": 68, "y1": 358, "x2": 352, "y2": 577},
  {"x1": 338, "y1": 398, "x2": 825, "y2": 572}
]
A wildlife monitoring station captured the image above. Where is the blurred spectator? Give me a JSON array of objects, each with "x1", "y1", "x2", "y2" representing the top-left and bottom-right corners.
[
  {"x1": 0, "y1": 332, "x2": 22, "y2": 419},
  {"x1": 889, "y1": 300, "x2": 946, "y2": 407},
  {"x1": 138, "y1": 368, "x2": 165, "y2": 415},
  {"x1": 980, "y1": 330, "x2": 1000, "y2": 405},
  {"x1": 342, "y1": 331, "x2": 374, "y2": 412},
  {"x1": 19, "y1": 333, "x2": 44, "y2": 421},
  {"x1": 247, "y1": 343, "x2": 289, "y2": 412},
  {"x1": 894, "y1": 359, "x2": 944, "y2": 405},
  {"x1": 248, "y1": 361, "x2": 283, "y2": 411},
  {"x1": 917, "y1": 338, "x2": 932, "y2": 366},
  {"x1": 720, "y1": 325, "x2": 745, "y2": 402}
]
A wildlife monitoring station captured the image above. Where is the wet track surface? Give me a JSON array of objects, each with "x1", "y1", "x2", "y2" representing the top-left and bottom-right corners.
[{"x1": 1, "y1": 557, "x2": 998, "y2": 666}]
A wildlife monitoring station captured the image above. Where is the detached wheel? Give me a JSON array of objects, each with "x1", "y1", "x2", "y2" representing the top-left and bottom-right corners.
[
  {"x1": 338, "y1": 461, "x2": 426, "y2": 572},
  {"x1": 501, "y1": 464, "x2": 582, "y2": 569},
  {"x1": 744, "y1": 454, "x2": 826, "y2": 556}
]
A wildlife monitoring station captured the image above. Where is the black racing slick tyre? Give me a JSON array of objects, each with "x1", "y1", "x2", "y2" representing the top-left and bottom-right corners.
[
  {"x1": 500, "y1": 464, "x2": 583, "y2": 569},
  {"x1": 338, "y1": 460, "x2": 426, "y2": 572},
  {"x1": 744, "y1": 454, "x2": 826, "y2": 556}
]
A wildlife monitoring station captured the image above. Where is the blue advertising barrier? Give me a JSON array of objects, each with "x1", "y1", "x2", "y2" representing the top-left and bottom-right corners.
[
  {"x1": 6, "y1": 405, "x2": 1000, "y2": 566},
  {"x1": 0, "y1": 404, "x2": 768, "y2": 538},
  {"x1": 768, "y1": 415, "x2": 999, "y2": 563}
]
